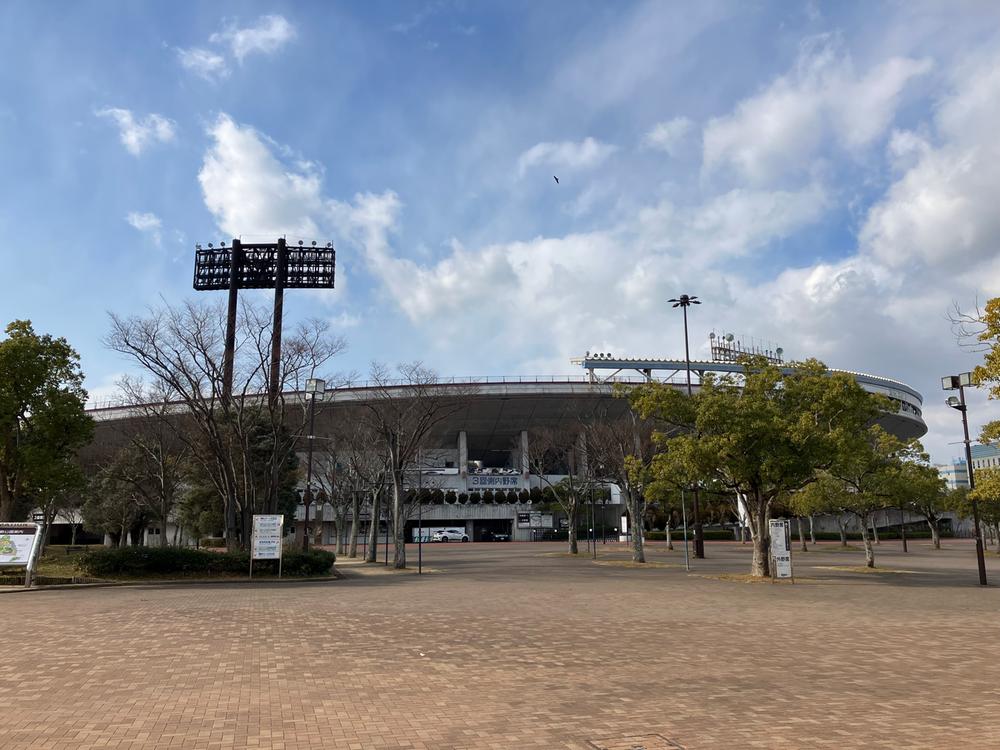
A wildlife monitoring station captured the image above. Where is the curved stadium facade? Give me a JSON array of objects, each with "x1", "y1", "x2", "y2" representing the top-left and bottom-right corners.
[{"x1": 86, "y1": 357, "x2": 926, "y2": 545}]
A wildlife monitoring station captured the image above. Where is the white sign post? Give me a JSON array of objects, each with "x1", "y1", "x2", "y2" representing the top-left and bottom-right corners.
[
  {"x1": 0, "y1": 523, "x2": 44, "y2": 588},
  {"x1": 769, "y1": 518, "x2": 793, "y2": 581},
  {"x1": 250, "y1": 514, "x2": 284, "y2": 578}
]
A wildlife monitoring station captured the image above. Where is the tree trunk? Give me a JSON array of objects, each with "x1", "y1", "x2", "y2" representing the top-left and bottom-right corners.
[
  {"x1": 871, "y1": 516, "x2": 880, "y2": 545},
  {"x1": 797, "y1": 517, "x2": 807, "y2": 552},
  {"x1": 391, "y1": 474, "x2": 406, "y2": 569},
  {"x1": 927, "y1": 519, "x2": 940, "y2": 550},
  {"x1": 628, "y1": 491, "x2": 645, "y2": 563},
  {"x1": 750, "y1": 511, "x2": 770, "y2": 577},
  {"x1": 364, "y1": 491, "x2": 379, "y2": 563},
  {"x1": 71, "y1": 523, "x2": 78, "y2": 545},
  {"x1": 335, "y1": 509, "x2": 346, "y2": 556},
  {"x1": 859, "y1": 517, "x2": 875, "y2": 568},
  {"x1": 666, "y1": 518, "x2": 674, "y2": 550},
  {"x1": 348, "y1": 493, "x2": 360, "y2": 558},
  {"x1": 0, "y1": 473, "x2": 14, "y2": 522},
  {"x1": 567, "y1": 499, "x2": 579, "y2": 554},
  {"x1": 808, "y1": 514, "x2": 816, "y2": 545},
  {"x1": 837, "y1": 516, "x2": 848, "y2": 547}
]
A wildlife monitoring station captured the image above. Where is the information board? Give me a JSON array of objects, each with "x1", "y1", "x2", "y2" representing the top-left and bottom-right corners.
[
  {"x1": 516, "y1": 512, "x2": 531, "y2": 529},
  {"x1": 251, "y1": 515, "x2": 284, "y2": 560},
  {"x1": 769, "y1": 519, "x2": 793, "y2": 579},
  {"x1": 0, "y1": 524, "x2": 41, "y2": 566}
]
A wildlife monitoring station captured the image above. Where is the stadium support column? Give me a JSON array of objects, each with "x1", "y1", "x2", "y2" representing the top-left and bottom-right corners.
[
  {"x1": 458, "y1": 431, "x2": 468, "y2": 480},
  {"x1": 520, "y1": 431, "x2": 530, "y2": 481}
]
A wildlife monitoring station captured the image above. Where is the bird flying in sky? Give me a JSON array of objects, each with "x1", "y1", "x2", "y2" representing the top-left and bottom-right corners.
[{"x1": 553, "y1": 175, "x2": 559, "y2": 184}]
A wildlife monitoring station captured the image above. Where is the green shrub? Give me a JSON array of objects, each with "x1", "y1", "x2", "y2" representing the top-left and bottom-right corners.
[{"x1": 79, "y1": 546, "x2": 334, "y2": 578}]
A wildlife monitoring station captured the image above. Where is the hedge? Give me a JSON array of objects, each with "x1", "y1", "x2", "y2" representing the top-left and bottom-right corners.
[
  {"x1": 646, "y1": 529, "x2": 738, "y2": 541},
  {"x1": 78, "y1": 546, "x2": 335, "y2": 578}
]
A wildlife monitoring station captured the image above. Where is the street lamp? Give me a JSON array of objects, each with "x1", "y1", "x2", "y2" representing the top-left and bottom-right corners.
[
  {"x1": 302, "y1": 377, "x2": 326, "y2": 552},
  {"x1": 942, "y1": 372, "x2": 987, "y2": 586},
  {"x1": 669, "y1": 293, "x2": 705, "y2": 559}
]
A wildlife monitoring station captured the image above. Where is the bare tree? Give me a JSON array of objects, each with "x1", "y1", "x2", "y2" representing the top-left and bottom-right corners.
[
  {"x1": 585, "y1": 412, "x2": 655, "y2": 563},
  {"x1": 105, "y1": 299, "x2": 345, "y2": 550},
  {"x1": 357, "y1": 363, "x2": 471, "y2": 568},
  {"x1": 527, "y1": 425, "x2": 589, "y2": 554}
]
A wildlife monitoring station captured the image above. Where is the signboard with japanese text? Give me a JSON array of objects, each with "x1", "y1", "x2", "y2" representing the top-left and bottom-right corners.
[
  {"x1": 769, "y1": 519, "x2": 793, "y2": 579},
  {"x1": 517, "y1": 512, "x2": 531, "y2": 529},
  {"x1": 0, "y1": 523, "x2": 41, "y2": 567},
  {"x1": 251, "y1": 515, "x2": 284, "y2": 560},
  {"x1": 467, "y1": 474, "x2": 523, "y2": 490}
]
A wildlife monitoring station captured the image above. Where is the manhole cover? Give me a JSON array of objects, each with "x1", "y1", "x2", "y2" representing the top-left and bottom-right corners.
[{"x1": 587, "y1": 734, "x2": 686, "y2": 750}]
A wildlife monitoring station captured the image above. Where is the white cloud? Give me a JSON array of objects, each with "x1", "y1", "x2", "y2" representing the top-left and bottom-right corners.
[
  {"x1": 861, "y1": 52, "x2": 1000, "y2": 271},
  {"x1": 198, "y1": 114, "x2": 323, "y2": 238},
  {"x1": 210, "y1": 15, "x2": 295, "y2": 63},
  {"x1": 126, "y1": 212, "x2": 162, "y2": 245},
  {"x1": 516, "y1": 137, "x2": 617, "y2": 178},
  {"x1": 703, "y1": 35, "x2": 932, "y2": 183},
  {"x1": 96, "y1": 108, "x2": 176, "y2": 156},
  {"x1": 176, "y1": 47, "x2": 230, "y2": 81},
  {"x1": 642, "y1": 117, "x2": 693, "y2": 156}
]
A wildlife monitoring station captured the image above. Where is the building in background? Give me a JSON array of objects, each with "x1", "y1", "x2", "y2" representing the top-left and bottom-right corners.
[{"x1": 936, "y1": 459, "x2": 971, "y2": 490}]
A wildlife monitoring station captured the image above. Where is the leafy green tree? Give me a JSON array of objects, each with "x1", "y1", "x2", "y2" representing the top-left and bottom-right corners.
[
  {"x1": 631, "y1": 358, "x2": 883, "y2": 576},
  {"x1": 84, "y1": 465, "x2": 151, "y2": 547},
  {"x1": 896, "y1": 460, "x2": 949, "y2": 549},
  {"x1": 0, "y1": 321, "x2": 93, "y2": 521},
  {"x1": 968, "y1": 470, "x2": 1000, "y2": 547}
]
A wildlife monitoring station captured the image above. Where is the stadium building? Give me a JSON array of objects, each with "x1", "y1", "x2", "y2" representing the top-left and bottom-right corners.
[{"x1": 82, "y1": 354, "x2": 927, "y2": 547}]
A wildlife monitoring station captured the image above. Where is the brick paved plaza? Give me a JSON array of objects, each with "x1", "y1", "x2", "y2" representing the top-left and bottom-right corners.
[{"x1": 3, "y1": 540, "x2": 1000, "y2": 749}]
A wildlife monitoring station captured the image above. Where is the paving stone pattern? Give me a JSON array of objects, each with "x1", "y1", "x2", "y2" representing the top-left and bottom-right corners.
[{"x1": 3, "y1": 541, "x2": 1000, "y2": 749}]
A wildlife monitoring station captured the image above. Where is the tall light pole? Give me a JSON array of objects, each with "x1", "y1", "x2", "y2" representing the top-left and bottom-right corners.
[
  {"x1": 302, "y1": 377, "x2": 326, "y2": 552},
  {"x1": 670, "y1": 293, "x2": 704, "y2": 558},
  {"x1": 942, "y1": 373, "x2": 987, "y2": 586}
]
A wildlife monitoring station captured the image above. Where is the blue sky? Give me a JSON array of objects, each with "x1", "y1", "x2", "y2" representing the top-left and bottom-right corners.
[{"x1": 2, "y1": 1, "x2": 1000, "y2": 463}]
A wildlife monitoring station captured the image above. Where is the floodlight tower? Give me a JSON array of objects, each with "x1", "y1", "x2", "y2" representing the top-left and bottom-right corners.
[
  {"x1": 669, "y1": 293, "x2": 704, "y2": 559},
  {"x1": 193, "y1": 238, "x2": 336, "y2": 513}
]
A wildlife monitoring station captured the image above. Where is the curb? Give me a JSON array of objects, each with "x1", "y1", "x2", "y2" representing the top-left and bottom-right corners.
[{"x1": 0, "y1": 570, "x2": 343, "y2": 594}]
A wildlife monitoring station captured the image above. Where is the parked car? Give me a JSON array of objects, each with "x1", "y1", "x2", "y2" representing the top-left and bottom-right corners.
[
  {"x1": 489, "y1": 531, "x2": 511, "y2": 542},
  {"x1": 432, "y1": 528, "x2": 469, "y2": 542}
]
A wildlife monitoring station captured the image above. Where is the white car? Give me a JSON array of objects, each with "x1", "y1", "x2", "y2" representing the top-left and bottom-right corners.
[{"x1": 432, "y1": 528, "x2": 469, "y2": 542}]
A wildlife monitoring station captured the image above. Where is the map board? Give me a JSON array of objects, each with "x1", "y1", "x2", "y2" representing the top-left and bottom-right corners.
[
  {"x1": 251, "y1": 515, "x2": 284, "y2": 560},
  {"x1": 0, "y1": 524, "x2": 41, "y2": 567}
]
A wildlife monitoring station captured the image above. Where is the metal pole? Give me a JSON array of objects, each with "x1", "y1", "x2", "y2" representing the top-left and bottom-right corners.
[
  {"x1": 681, "y1": 304, "x2": 705, "y2": 559},
  {"x1": 267, "y1": 238, "x2": 287, "y2": 514},
  {"x1": 681, "y1": 489, "x2": 690, "y2": 571},
  {"x1": 303, "y1": 392, "x2": 317, "y2": 552},
  {"x1": 222, "y1": 239, "x2": 241, "y2": 403},
  {"x1": 959, "y1": 384, "x2": 988, "y2": 586},
  {"x1": 418, "y1": 448, "x2": 423, "y2": 575}
]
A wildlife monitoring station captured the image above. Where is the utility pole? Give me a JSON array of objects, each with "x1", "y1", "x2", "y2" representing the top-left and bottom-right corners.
[{"x1": 943, "y1": 373, "x2": 987, "y2": 586}]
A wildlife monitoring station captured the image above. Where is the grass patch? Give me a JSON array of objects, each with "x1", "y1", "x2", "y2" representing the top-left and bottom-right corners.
[
  {"x1": 538, "y1": 551, "x2": 590, "y2": 558},
  {"x1": 591, "y1": 560, "x2": 682, "y2": 569},
  {"x1": 811, "y1": 565, "x2": 920, "y2": 574},
  {"x1": 694, "y1": 572, "x2": 822, "y2": 584}
]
